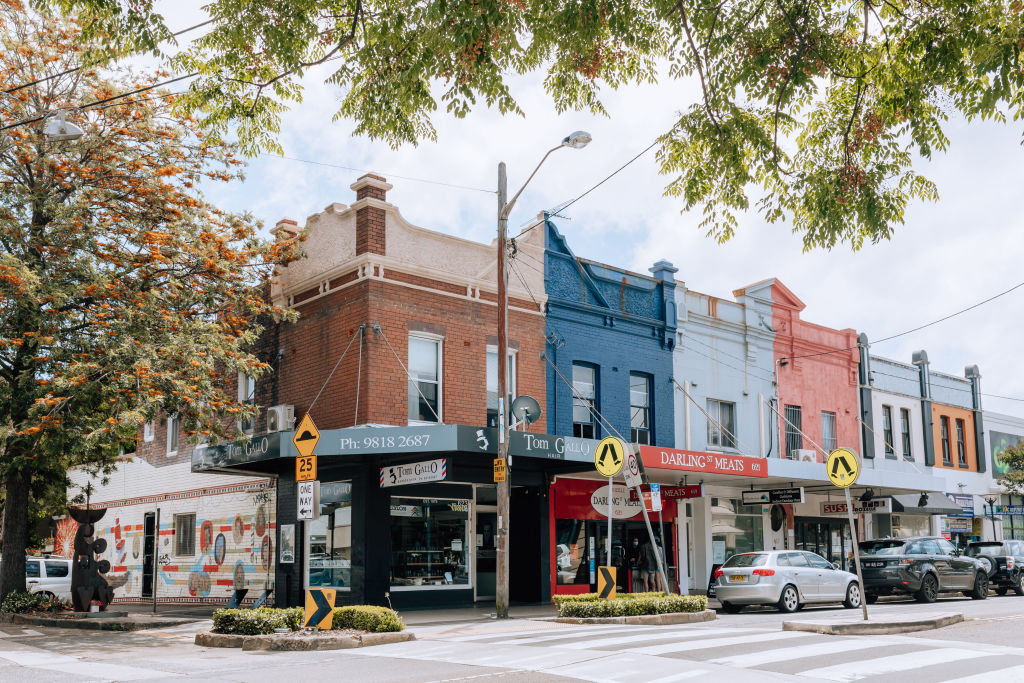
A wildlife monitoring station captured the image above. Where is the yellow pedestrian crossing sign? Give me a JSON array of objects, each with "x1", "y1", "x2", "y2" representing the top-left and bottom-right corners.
[
  {"x1": 594, "y1": 436, "x2": 626, "y2": 477},
  {"x1": 292, "y1": 413, "x2": 320, "y2": 458},
  {"x1": 826, "y1": 448, "x2": 860, "y2": 488}
]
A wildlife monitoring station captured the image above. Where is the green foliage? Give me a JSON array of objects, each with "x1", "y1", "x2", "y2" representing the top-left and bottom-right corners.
[
  {"x1": 557, "y1": 593, "x2": 707, "y2": 618},
  {"x1": 552, "y1": 591, "x2": 665, "y2": 607},
  {"x1": 998, "y1": 442, "x2": 1024, "y2": 494},
  {"x1": 331, "y1": 605, "x2": 405, "y2": 632},
  {"x1": 47, "y1": 0, "x2": 1024, "y2": 248},
  {"x1": 211, "y1": 607, "x2": 305, "y2": 635},
  {"x1": 1, "y1": 591, "x2": 46, "y2": 613}
]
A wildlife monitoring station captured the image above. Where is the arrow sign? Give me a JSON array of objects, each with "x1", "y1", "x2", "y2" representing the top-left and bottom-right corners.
[
  {"x1": 297, "y1": 480, "x2": 315, "y2": 520},
  {"x1": 304, "y1": 588, "x2": 336, "y2": 629},
  {"x1": 597, "y1": 566, "x2": 617, "y2": 600}
]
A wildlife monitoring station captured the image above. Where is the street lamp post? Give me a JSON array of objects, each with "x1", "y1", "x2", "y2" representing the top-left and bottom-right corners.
[
  {"x1": 985, "y1": 497, "x2": 998, "y2": 540},
  {"x1": 495, "y1": 131, "x2": 591, "y2": 619}
]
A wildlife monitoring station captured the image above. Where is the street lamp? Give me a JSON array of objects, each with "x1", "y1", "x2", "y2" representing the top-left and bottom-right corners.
[
  {"x1": 42, "y1": 110, "x2": 84, "y2": 141},
  {"x1": 985, "y1": 496, "x2": 999, "y2": 540},
  {"x1": 495, "y1": 130, "x2": 591, "y2": 619}
]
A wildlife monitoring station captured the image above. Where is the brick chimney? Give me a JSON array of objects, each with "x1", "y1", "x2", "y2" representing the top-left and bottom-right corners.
[
  {"x1": 271, "y1": 218, "x2": 298, "y2": 241},
  {"x1": 351, "y1": 174, "x2": 392, "y2": 255}
]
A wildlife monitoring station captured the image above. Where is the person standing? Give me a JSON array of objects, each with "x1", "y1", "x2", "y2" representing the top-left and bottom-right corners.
[{"x1": 640, "y1": 539, "x2": 657, "y2": 591}]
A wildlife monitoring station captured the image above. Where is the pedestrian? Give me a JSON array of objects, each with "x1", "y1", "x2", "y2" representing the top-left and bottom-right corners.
[
  {"x1": 627, "y1": 536, "x2": 642, "y2": 592},
  {"x1": 640, "y1": 539, "x2": 658, "y2": 591},
  {"x1": 652, "y1": 537, "x2": 666, "y2": 592}
]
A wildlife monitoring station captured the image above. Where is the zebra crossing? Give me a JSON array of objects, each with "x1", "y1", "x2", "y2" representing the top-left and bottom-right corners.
[{"x1": 362, "y1": 619, "x2": 1024, "y2": 682}]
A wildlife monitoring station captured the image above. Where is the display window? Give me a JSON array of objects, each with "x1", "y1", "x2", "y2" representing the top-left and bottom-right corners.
[
  {"x1": 306, "y1": 481, "x2": 352, "y2": 590},
  {"x1": 391, "y1": 497, "x2": 470, "y2": 589},
  {"x1": 711, "y1": 497, "x2": 763, "y2": 564}
]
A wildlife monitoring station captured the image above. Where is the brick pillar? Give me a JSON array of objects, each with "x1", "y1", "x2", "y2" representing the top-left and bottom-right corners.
[{"x1": 351, "y1": 174, "x2": 392, "y2": 256}]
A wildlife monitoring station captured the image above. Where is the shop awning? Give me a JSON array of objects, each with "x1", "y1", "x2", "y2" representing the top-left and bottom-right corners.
[{"x1": 890, "y1": 493, "x2": 963, "y2": 515}]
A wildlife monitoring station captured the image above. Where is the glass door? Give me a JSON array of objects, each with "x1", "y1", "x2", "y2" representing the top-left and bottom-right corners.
[{"x1": 474, "y1": 507, "x2": 497, "y2": 600}]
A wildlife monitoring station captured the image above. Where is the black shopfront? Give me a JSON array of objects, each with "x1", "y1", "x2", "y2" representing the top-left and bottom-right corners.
[{"x1": 193, "y1": 425, "x2": 598, "y2": 609}]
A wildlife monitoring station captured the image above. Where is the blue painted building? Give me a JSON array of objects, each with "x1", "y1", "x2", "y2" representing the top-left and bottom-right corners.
[{"x1": 543, "y1": 220, "x2": 676, "y2": 447}]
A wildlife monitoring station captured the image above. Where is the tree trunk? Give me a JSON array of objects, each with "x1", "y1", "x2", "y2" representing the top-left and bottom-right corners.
[{"x1": 0, "y1": 469, "x2": 30, "y2": 600}]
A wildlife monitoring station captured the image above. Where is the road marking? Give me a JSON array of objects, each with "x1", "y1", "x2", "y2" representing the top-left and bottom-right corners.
[
  {"x1": 797, "y1": 647, "x2": 991, "y2": 681},
  {"x1": 942, "y1": 664, "x2": 1024, "y2": 682},
  {"x1": 708, "y1": 637, "x2": 888, "y2": 668},
  {"x1": 553, "y1": 627, "x2": 769, "y2": 650},
  {"x1": 631, "y1": 629, "x2": 810, "y2": 655},
  {"x1": 0, "y1": 648, "x2": 177, "y2": 680}
]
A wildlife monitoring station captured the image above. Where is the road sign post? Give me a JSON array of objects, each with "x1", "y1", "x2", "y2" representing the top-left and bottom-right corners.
[
  {"x1": 297, "y1": 480, "x2": 315, "y2": 521},
  {"x1": 595, "y1": 437, "x2": 625, "y2": 568},
  {"x1": 828, "y1": 447, "x2": 868, "y2": 622},
  {"x1": 304, "y1": 588, "x2": 336, "y2": 629},
  {"x1": 296, "y1": 454, "x2": 317, "y2": 482},
  {"x1": 623, "y1": 450, "x2": 672, "y2": 595}
]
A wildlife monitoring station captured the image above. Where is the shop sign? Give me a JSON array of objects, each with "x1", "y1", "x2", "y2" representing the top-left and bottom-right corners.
[
  {"x1": 379, "y1": 458, "x2": 447, "y2": 488},
  {"x1": 741, "y1": 487, "x2": 805, "y2": 505},
  {"x1": 511, "y1": 432, "x2": 599, "y2": 463},
  {"x1": 944, "y1": 517, "x2": 972, "y2": 533},
  {"x1": 341, "y1": 427, "x2": 457, "y2": 455},
  {"x1": 630, "y1": 484, "x2": 704, "y2": 502},
  {"x1": 192, "y1": 432, "x2": 282, "y2": 472},
  {"x1": 994, "y1": 505, "x2": 1024, "y2": 515},
  {"x1": 590, "y1": 484, "x2": 644, "y2": 519},
  {"x1": 639, "y1": 446, "x2": 768, "y2": 478},
  {"x1": 821, "y1": 499, "x2": 891, "y2": 515},
  {"x1": 390, "y1": 503, "x2": 423, "y2": 517},
  {"x1": 948, "y1": 493, "x2": 975, "y2": 518}
]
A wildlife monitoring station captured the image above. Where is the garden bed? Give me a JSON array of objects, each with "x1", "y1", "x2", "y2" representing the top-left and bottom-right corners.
[{"x1": 552, "y1": 592, "x2": 711, "y2": 622}]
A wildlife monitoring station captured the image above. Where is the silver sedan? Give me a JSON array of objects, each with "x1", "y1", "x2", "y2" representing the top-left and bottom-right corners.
[{"x1": 714, "y1": 550, "x2": 862, "y2": 613}]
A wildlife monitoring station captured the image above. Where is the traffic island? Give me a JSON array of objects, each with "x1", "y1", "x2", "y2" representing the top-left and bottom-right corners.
[
  {"x1": 194, "y1": 629, "x2": 415, "y2": 651},
  {"x1": 783, "y1": 612, "x2": 963, "y2": 635}
]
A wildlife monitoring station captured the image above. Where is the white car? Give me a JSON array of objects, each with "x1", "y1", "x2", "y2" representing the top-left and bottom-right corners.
[
  {"x1": 26, "y1": 557, "x2": 73, "y2": 601},
  {"x1": 714, "y1": 550, "x2": 861, "y2": 613}
]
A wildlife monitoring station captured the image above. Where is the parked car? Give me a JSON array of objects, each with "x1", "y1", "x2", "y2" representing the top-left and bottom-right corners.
[
  {"x1": 714, "y1": 550, "x2": 862, "y2": 613},
  {"x1": 857, "y1": 536, "x2": 988, "y2": 603},
  {"x1": 25, "y1": 557, "x2": 72, "y2": 601},
  {"x1": 966, "y1": 540, "x2": 1024, "y2": 596}
]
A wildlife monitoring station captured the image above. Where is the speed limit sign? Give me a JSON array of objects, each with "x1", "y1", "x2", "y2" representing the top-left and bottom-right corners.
[{"x1": 624, "y1": 452, "x2": 642, "y2": 487}]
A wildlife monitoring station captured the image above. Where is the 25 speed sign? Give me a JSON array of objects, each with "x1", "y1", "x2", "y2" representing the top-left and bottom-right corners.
[{"x1": 296, "y1": 454, "x2": 317, "y2": 482}]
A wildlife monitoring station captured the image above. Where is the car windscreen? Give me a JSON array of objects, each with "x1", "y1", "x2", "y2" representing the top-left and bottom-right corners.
[
  {"x1": 722, "y1": 553, "x2": 768, "y2": 568},
  {"x1": 966, "y1": 544, "x2": 1002, "y2": 557},
  {"x1": 858, "y1": 541, "x2": 905, "y2": 555}
]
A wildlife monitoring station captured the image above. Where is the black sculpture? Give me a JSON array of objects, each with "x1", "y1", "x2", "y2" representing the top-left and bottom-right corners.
[{"x1": 69, "y1": 506, "x2": 114, "y2": 612}]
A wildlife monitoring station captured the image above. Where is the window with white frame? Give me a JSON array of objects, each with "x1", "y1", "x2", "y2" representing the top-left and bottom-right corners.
[
  {"x1": 238, "y1": 372, "x2": 256, "y2": 435},
  {"x1": 143, "y1": 420, "x2": 155, "y2": 442},
  {"x1": 630, "y1": 373, "x2": 652, "y2": 445},
  {"x1": 881, "y1": 405, "x2": 894, "y2": 458},
  {"x1": 572, "y1": 363, "x2": 598, "y2": 438},
  {"x1": 486, "y1": 347, "x2": 516, "y2": 428},
  {"x1": 174, "y1": 512, "x2": 195, "y2": 556},
  {"x1": 166, "y1": 415, "x2": 179, "y2": 455},
  {"x1": 707, "y1": 399, "x2": 736, "y2": 449},
  {"x1": 408, "y1": 335, "x2": 442, "y2": 423},
  {"x1": 822, "y1": 411, "x2": 837, "y2": 453}
]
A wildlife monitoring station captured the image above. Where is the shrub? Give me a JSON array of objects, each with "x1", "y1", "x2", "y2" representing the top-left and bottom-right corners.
[
  {"x1": 552, "y1": 591, "x2": 666, "y2": 607},
  {"x1": 1, "y1": 591, "x2": 46, "y2": 614},
  {"x1": 332, "y1": 605, "x2": 405, "y2": 632},
  {"x1": 557, "y1": 594, "x2": 707, "y2": 618},
  {"x1": 212, "y1": 607, "x2": 304, "y2": 635}
]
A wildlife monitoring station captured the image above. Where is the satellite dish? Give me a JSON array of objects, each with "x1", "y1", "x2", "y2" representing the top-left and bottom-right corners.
[{"x1": 510, "y1": 395, "x2": 541, "y2": 425}]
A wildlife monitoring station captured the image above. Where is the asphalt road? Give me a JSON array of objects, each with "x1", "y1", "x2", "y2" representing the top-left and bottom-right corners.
[{"x1": 2, "y1": 593, "x2": 1024, "y2": 682}]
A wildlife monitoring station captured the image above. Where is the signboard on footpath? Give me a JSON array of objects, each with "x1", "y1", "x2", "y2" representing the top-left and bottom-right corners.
[{"x1": 821, "y1": 499, "x2": 891, "y2": 515}]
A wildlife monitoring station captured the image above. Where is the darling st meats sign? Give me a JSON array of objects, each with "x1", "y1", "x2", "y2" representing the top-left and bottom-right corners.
[{"x1": 638, "y1": 446, "x2": 768, "y2": 478}]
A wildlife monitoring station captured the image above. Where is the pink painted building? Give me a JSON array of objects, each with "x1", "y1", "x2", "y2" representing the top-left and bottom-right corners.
[{"x1": 771, "y1": 281, "x2": 860, "y2": 462}]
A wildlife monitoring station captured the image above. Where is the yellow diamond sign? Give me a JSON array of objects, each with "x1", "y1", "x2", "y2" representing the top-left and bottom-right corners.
[{"x1": 292, "y1": 413, "x2": 320, "y2": 458}]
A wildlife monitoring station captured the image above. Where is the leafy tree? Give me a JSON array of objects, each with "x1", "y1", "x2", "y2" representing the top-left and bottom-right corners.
[
  {"x1": 997, "y1": 441, "x2": 1024, "y2": 494},
  {"x1": 0, "y1": 4, "x2": 299, "y2": 599},
  {"x1": 42, "y1": 0, "x2": 1024, "y2": 248}
]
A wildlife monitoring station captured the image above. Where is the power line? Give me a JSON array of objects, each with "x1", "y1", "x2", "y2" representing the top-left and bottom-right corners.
[{"x1": 267, "y1": 155, "x2": 494, "y2": 194}]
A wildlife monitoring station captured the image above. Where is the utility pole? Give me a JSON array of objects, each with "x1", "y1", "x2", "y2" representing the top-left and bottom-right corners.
[{"x1": 496, "y1": 162, "x2": 511, "y2": 619}]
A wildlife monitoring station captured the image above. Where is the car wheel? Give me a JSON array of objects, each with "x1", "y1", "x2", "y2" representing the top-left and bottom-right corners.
[
  {"x1": 720, "y1": 601, "x2": 744, "y2": 614},
  {"x1": 971, "y1": 572, "x2": 989, "y2": 600},
  {"x1": 977, "y1": 555, "x2": 1000, "y2": 578},
  {"x1": 1014, "y1": 575, "x2": 1024, "y2": 596},
  {"x1": 843, "y1": 582, "x2": 862, "y2": 609},
  {"x1": 996, "y1": 587, "x2": 1009, "y2": 596},
  {"x1": 865, "y1": 593, "x2": 878, "y2": 604},
  {"x1": 915, "y1": 573, "x2": 939, "y2": 603},
  {"x1": 777, "y1": 585, "x2": 799, "y2": 613}
]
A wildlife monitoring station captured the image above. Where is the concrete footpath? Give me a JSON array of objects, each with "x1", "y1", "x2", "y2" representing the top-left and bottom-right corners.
[{"x1": 783, "y1": 611, "x2": 964, "y2": 635}]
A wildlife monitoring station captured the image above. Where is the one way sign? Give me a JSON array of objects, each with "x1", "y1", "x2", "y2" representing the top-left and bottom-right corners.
[{"x1": 297, "y1": 480, "x2": 316, "y2": 520}]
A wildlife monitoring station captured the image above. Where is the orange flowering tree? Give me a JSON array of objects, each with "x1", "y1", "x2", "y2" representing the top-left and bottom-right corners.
[{"x1": 0, "y1": 4, "x2": 300, "y2": 598}]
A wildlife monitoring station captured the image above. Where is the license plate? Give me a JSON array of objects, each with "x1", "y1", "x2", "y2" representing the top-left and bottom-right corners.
[
  {"x1": 864, "y1": 561, "x2": 885, "y2": 568},
  {"x1": 728, "y1": 575, "x2": 746, "y2": 582}
]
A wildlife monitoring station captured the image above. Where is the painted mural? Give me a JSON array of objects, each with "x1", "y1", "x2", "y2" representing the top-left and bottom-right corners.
[{"x1": 90, "y1": 484, "x2": 276, "y2": 601}]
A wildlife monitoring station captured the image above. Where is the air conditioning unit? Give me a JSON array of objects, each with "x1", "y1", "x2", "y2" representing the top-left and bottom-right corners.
[
  {"x1": 267, "y1": 405, "x2": 295, "y2": 433},
  {"x1": 795, "y1": 449, "x2": 817, "y2": 462}
]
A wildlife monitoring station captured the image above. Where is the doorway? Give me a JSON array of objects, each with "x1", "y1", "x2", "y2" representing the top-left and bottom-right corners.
[
  {"x1": 474, "y1": 486, "x2": 497, "y2": 602},
  {"x1": 142, "y1": 512, "x2": 156, "y2": 598},
  {"x1": 795, "y1": 517, "x2": 853, "y2": 570}
]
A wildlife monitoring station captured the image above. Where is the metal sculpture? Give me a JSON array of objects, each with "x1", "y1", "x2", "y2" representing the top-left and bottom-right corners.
[{"x1": 69, "y1": 505, "x2": 114, "y2": 612}]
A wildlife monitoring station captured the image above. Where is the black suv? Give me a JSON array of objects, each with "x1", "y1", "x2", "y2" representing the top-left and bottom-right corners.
[
  {"x1": 966, "y1": 541, "x2": 1024, "y2": 596},
  {"x1": 857, "y1": 536, "x2": 988, "y2": 603}
]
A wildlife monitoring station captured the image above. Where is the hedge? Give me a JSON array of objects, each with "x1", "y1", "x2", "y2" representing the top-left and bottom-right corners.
[
  {"x1": 552, "y1": 591, "x2": 666, "y2": 607},
  {"x1": 212, "y1": 605, "x2": 404, "y2": 635},
  {"x1": 557, "y1": 594, "x2": 707, "y2": 619}
]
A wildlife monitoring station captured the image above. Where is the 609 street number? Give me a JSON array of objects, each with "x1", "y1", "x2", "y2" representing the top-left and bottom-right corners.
[{"x1": 339, "y1": 434, "x2": 431, "y2": 450}]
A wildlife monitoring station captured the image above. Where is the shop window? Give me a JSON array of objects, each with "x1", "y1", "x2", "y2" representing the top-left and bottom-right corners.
[
  {"x1": 572, "y1": 363, "x2": 598, "y2": 438},
  {"x1": 711, "y1": 498, "x2": 763, "y2": 564},
  {"x1": 307, "y1": 481, "x2": 352, "y2": 590},
  {"x1": 630, "y1": 373, "x2": 652, "y2": 445},
  {"x1": 900, "y1": 408, "x2": 912, "y2": 461},
  {"x1": 784, "y1": 405, "x2": 802, "y2": 459},
  {"x1": 174, "y1": 513, "x2": 196, "y2": 557},
  {"x1": 822, "y1": 411, "x2": 837, "y2": 453},
  {"x1": 940, "y1": 416, "x2": 952, "y2": 466},
  {"x1": 554, "y1": 519, "x2": 589, "y2": 585},
  {"x1": 166, "y1": 415, "x2": 179, "y2": 456},
  {"x1": 238, "y1": 372, "x2": 256, "y2": 435},
  {"x1": 391, "y1": 497, "x2": 469, "y2": 588},
  {"x1": 486, "y1": 348, "x2": 516, "y2": 428},
  {"x1": 408, "y1": 335, "x2": 442, "y2": 424},
  {"x1": 1002, "y1": 494, "x2": 1024, "y2": 540},
  {"x1": 956, "y1": 419, "x2": 967, "y2": 468},
  {"x1": 881, "y1": 406, "x2": 894, "y2": 457},
  {"x1": 707, "y1": 399, "x2": 736, "y2": 449}
]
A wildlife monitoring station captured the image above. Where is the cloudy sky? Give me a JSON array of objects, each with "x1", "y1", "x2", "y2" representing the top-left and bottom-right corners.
[{"x1": 150, "y1": 3, "x2": 1024, "y2": 417}]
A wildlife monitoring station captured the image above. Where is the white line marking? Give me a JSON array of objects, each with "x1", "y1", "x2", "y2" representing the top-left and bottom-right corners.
[
  {"x1": 709, "y1": 637, "x2": 887, "y2": 668},
  {"x1": 942, "y1": 664, "x2": 1024, "y2": 683},
  {"x1": 797, "y1": 647, "x2": 991, "y2": 681},
  {"x1": 553, "y1": 627, "x2": 769, "y2": 650},
  {"x1": 631, "y1": 629, "x2": 810, "y2": 655}
]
